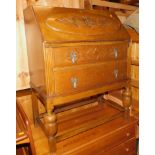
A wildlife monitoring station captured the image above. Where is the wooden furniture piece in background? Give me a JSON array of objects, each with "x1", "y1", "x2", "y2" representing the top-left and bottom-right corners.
[
  {"x1": 24, "y1": 6, "x2": 132, "y2": 154},
  {"x1": 127, "y1": 29, "x2": 139, "y2": 101},
  {"x1": 16, "y1": 92, "x2": 137, "y2": 155},
  {"x1": 56, "y1": 104, "x2": 137, "y2": 155},
  {"x1": 88, "y1": 0, "x2": 137, "y2": 12},
  {"x1": 16, "y1": 100, "x2": 36, "y2": 155},
  {"x1": 127, "y1": 28, "x2": 139, "y2": 118},
  {"x1": 120, "y1": 0, "x2": 139, "y2": 5},
  {"x1": 85, "y1": 0, "x2": 138, "y2": 23}
]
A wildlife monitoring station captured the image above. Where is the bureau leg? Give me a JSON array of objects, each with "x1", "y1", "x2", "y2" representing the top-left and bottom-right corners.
[
  {"x1": 122, "y1": 87, "x2": 132, "y2": 120},
  {"x1": 44, "y1": 107, "x2": 57, "y2": 155},
  {"x1": 31, "y1": 91, "x2": 39, "y2": 127}
]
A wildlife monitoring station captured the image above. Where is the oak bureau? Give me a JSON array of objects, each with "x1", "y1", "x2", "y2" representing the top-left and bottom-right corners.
[{"x1": 24, "y1": 6, "x2": 134, "y2": 154}]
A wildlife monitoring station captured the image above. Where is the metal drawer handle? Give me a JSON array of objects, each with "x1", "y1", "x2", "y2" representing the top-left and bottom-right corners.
[
  {"x1": 114, "y1": 48, "x2": 118, "y2": 59},
  {"x1": 126, "y1": 132, "x2": 130, "y2": 137},
  {"x1": 70, "y1": 51, "x2": 77, "y2": 64},
  {"x1": 114, "y1": 69, "x2": 118, "y2": 79},
  {"x1": 71, "y1": 77, "x2": 78, "y2": 88}
]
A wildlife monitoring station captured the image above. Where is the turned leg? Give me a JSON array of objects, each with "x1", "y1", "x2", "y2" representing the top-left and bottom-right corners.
[
  {"x1": 31, "y1": 91, "x2": 39, "y2": 127},
  {"x1": 122, "y1": 87, "x2": 132, "y2": 120},
  {"x1": 44, "y1": 107, "x2": 57, "y2": 155}
]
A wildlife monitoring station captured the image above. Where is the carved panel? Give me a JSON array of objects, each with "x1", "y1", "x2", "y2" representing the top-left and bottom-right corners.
[{"x1": 46, "y1": 9, "x2": 121, "y2": 35}]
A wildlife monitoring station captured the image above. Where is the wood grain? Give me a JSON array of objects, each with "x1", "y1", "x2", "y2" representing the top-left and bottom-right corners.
[
  {"x1": 16, "y1": 100, "x2": 36, "y2": 155},
  {"x1": 91, "y1": 0, "x2": 137, "y2": 11},
  {"x1": 17, "y1": 94, "x2": 137, "y2": 155},
  {"x1": 24, "y1": 6, "x2": 131, "y2": 154},
  {"x1": 54, "y1": 61, "x2": 127, "y2": 96},
  {"x1": 24, "y1": 6, "x2": 129, "y2": 43},
  {"x1": 52, "y1": 43, "x2": 128, "y2": 67},
  {"x1": 56, "y1": 116, "x2": 137, "y2": 155}
]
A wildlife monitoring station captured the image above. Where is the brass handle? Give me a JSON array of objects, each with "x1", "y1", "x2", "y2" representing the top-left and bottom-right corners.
[
  {"x1": 71, "y1": 77, "x2": 78, "y2": 88},
  {"x1": 114, "y1": 69, "x2": 118, "y2": 79},
  {"x1": 114, "y1": 48, "x2": 118, "y2": 59},
  {"x1": 70, "y1": 51, "x2": 77, "y2": 64}
]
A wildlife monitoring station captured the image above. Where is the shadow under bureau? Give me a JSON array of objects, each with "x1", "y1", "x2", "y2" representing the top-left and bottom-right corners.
[{"x1": 24, "y1": 6, "x2": 134, "y2": 154}]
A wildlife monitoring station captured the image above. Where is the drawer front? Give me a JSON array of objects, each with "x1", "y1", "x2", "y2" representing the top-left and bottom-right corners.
[
  {"x1": 58, "y1": 123, "x2": 136, "y2": 155},
  {"x1": 53, "y1": 60, "x2": 127, "y2": 96},
  {"x1": 104, "y1": 138, "x2": 136, "y2": 155},
  {"x1": 53, "y1": 43, "x2": 128, "y2": 67}
]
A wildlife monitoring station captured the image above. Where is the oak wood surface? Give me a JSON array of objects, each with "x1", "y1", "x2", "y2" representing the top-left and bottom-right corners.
[
  {"x1": 126, "y1": 28, "x2": 139, "y2": 43},
  {"x1": 104, "y1": 138, "x2": 136, "y2": 155},
  {"x1": 24, "y1": 6, "x2": 130, "y2": 106},
  {"x1": 52, "y1": 43, "x2": 128, "y2": 67},
  {"x1": 17, "y1": 93, "x2": 137, "y2": 155},
  {"x1": 91, "y1": 0, "x2": 137, "y2": 11},
  {"x1": 56, "y1": 101, "x2": 123, "y2": 141},
  {"x1": 53, "y1": 60, "x2": 127, "y2": 96},
  {"x1": 129, "y1": 30, "x2": 139, "y2": 109},
  {"x1": 56, "y1": 116, "x2": 137, "y2": 155},
  {"x1": 33, "y1": 81, "x2": 128, "y2": 108},
  {"x1": 131, "y1": 79, "x2": 138, "y2": 88},
  {"x1": 24, "y1": 6, "x2": 129, "y2": 43},
  {"x1": 24, "y1": 6, "x2": 131, "y2": 154},
  {"x1": 16, "y1": 100, "x2": 36, "y2": 155},
  {"x1": 104, "y1": 89, "x2": 139, "y2": 138},
  {"x1": 104, "y1": 90, "x2": 138, "y2": 113},
  {"x1": 131, "y1": 60, "x2": 139, "y2": 66},
  {"x1": 16, "y1": 88, "x2": 32, "y2": 97}
]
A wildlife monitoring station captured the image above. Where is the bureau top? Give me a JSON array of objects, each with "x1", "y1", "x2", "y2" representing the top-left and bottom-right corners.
[{"x1": 24, "y1": 6, "x2": 129, "y2": 44}]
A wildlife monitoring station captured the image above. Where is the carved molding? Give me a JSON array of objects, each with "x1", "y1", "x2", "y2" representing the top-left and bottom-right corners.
[
  {"x1": 45, "y1": 10, "x2": 121, "y2": 35},
  {"x1": 55, "y1": 15, "x2": 109, "y2": 28}
]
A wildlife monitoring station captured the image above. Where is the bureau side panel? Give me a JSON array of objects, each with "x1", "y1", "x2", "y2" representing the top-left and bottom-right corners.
[
  {"x1": 43, "y1": 47, "x2": 55, "y2": 96},
  {"x1": 24, "y1": 7, "x2": 46, "y2": 93}
]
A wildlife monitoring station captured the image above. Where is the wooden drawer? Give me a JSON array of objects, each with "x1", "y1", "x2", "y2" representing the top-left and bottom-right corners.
[
  {"x1": 104, "y1": 138, "x2": 136, "y2": 155},
  {"x1": 53, "y1": 43, "x2": 128, "y2": 67},
  {"x1": 53, "y1": 60, "x2": 127, "y2": 96},
  {"x1": 57, "y1": 121, "x2": 136, "y2": 155}
]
